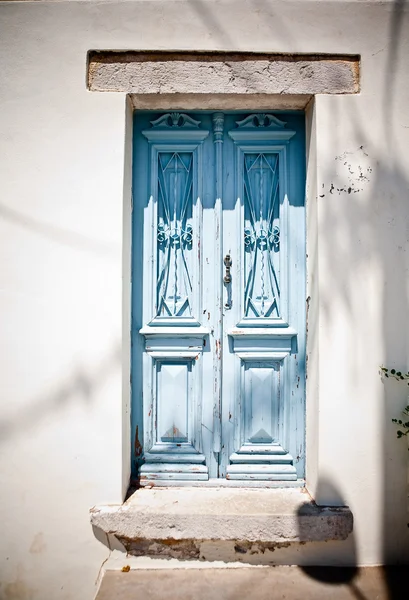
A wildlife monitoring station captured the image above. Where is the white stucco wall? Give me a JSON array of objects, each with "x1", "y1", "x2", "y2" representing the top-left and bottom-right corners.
[{"x1": 0, "y1": 1, "x2": 408, "y2": 598}]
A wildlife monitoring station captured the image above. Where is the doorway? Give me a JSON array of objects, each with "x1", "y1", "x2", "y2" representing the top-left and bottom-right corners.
[{"x1": 132, "y1": 111, "x2": 306, "y2": 483}]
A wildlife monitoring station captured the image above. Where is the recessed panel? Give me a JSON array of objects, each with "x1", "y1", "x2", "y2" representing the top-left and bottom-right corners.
[
  {"x1": 157, "y1": 151, "x2": 194, "y2": 318},
  {"x1": 156, "y1": 360, "x2": 190, "y2": 443},
  {"x1": 243, "y1": 360, "x2": 280, "y2": 444},
  {"x1": 243, "y1": 152, "x2": 281, "y2": 319}
]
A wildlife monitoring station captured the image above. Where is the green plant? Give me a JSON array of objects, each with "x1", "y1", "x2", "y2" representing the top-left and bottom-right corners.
[
  {"x1": 392, "y1": 405, "x2": 409, "y2": 440},
  {"x1": 380, "y1": 367, "x2": 409, "y2": 441},
  {"x1": 380, "y1": 367, "x2": 409, "y2": 383}
]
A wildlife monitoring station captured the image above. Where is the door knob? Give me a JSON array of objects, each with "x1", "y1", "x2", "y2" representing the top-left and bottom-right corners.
[{"x1": 224, "y1": 254, "x2": 232, "y2": 284}]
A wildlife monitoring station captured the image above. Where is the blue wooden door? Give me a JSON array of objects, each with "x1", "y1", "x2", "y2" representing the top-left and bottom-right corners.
[{"x1": 132, "y1": 112, "x2": 306, "y2": 483}]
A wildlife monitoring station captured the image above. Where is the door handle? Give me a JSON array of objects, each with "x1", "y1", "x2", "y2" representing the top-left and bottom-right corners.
[{"x1": 224, "y1": 254, "x2": 232, "y2": 284}]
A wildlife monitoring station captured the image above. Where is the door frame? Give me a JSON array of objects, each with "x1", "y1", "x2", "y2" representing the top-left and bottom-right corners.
[{"x1": 130, "y1": 107, "x2": 308, "y2": 486}]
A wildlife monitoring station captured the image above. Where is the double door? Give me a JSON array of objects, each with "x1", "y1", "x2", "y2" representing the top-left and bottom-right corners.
[{"x1": 132, "y1": 111, "x2": 306, "y2": 482}]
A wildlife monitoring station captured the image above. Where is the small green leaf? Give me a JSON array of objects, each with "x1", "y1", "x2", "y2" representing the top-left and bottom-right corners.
[{"x1": 391, "y1": 369, "x2": 396, "y2": 374}]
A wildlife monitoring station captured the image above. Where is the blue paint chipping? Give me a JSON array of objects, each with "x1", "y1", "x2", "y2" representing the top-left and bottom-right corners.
[{"x1": 131, "y1": 111, "x2": 306, "y2": 484}]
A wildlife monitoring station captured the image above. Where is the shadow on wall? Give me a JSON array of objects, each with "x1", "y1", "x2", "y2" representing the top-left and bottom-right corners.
[
  {"x1": 297, "y1": 479, "x2": 360, "y2": 594},
  {"x1": 0, "y1": 342, "x2": 121, "y2": 443},
  {"x1": 89, "y1": 0, "x2": 409, "y2": 584},
  {"x1": 0, "y1": 184, "x2": 122, "y2": 442},
  {"x1": 315, "y1": 0, "x2": 409, "y2": 573},
  {"x1": 379, "y1": 0, "x2": 409, "y2": 578},
  {"x1": 0, "y1": 202, "x2": 120, "y2": 259},
  {"x1": 298, "y1": 479, "x2": 408, "y2": 600},
  {"x1": 190, "y1": 0, "x2": 409, "y2": 576},
  {"x1": 190, "y1": 0, "x2": 409, "y2": 571}
]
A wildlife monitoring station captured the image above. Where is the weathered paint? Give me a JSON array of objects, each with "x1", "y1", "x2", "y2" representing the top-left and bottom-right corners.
[{"x1": 133, "y1": 111, "x2": 306, "y2": 481}]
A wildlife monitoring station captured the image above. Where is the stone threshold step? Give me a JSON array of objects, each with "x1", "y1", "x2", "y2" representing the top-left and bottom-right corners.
[{"x1": 90, "y1": 487, "x2": 353, "y2": 552}]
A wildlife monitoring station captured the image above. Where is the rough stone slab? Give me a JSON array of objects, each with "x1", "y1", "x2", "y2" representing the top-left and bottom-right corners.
[
  {"x1": 95, "y1": 567, "x2": 405, "y2": 600},
  {"x1": 90, "y1": 488, "x2": 353, "y2": 546},
  {"x1": 88, "y1": 51, "x2": 360, "y2": 95}
]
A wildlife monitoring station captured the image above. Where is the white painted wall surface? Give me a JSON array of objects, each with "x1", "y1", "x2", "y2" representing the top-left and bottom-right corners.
[{"x1": 0, "y1": 1, "x2": 408, "y2": 598}]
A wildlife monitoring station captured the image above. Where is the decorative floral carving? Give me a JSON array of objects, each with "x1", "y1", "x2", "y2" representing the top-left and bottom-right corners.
[
  {"x1": 157, "y1": 224, "x2": 193, "y2": 247},
  {"x1": 150, "y1": 113, "x2": 201, "y2": 129},
  {"x1": 243, "y1": 151, "x2": 281, "y2": 319},
  {"x1": 236, "y1": 113, "x2": 287, "y2": 129},
  {"x1": 244, "y1": 226, "x2": 280, "y2": 250},
  {"x1": 156, "y1": 151, "x2": 193, "y2": 318}
]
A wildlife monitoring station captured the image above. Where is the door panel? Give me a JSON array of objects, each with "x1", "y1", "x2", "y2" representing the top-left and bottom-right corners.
[
  {"x1": 243, "y1": 151, "x2": 281, "y2": 320},
  {"x1": 132, "y1": 111, "x2": 306, "y2": 484},
  {"x1": 136, "y1": 114, "x2": 213, "y2": 481},
  {"x1": 220, "y1": 114, "x2": 304, "y2": 481},
  {"x1": 156, "y1": 151, "x2": 194, "y2": 319}
]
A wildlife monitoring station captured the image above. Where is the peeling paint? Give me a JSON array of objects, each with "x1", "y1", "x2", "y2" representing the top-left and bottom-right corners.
[
  {"x1": 120, "y1": 536, "x2": 201, "y2": 559},
  {"x1": 319, "y1": 146, "x2": 373, "y2": 198},
  {"x1": 134, "y1": 425, "x2": 143, "y2": 458},
  {"x1": 117, "y1": 535, "x2": 297, "y2": 562}
]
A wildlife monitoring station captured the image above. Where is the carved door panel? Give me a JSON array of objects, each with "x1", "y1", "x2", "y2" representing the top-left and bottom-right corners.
[{"x1": 132, "y1": 111, "x2": 306, "y2": 483}]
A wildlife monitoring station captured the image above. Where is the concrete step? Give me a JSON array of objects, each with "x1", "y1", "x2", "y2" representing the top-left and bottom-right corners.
[
  {"x1": 95, "y1": 566, "x2": 407, "y2": 600},
  {"x1": 90, "y1": 488, "x2": 353, "y2": 559}
]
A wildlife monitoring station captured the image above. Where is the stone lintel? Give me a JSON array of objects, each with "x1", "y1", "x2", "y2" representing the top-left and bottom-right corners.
[
  {"x1": 88, "y1": 51, "x2": 360, "y2": 95},
  {"x1": 90, "y1": 488, "x2": 353, "y2": 554},
  {"x1": 129, "y1": 93, "x2": 312, "y2": 110}
]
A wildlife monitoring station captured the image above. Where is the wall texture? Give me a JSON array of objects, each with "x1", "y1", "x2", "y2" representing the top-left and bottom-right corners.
[{"x1": 0, "y1": 1, "x2": 408, "y2": 599}]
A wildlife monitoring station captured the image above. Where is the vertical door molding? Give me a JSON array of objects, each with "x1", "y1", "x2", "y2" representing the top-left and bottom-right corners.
[{"x1": 211, "y1": 112, "x2": 225, "y2": 456}]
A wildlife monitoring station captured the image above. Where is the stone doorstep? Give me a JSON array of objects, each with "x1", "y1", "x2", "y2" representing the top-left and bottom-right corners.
[{"x1": 90, "y1": 488, "x2": 353, "y2": 552}]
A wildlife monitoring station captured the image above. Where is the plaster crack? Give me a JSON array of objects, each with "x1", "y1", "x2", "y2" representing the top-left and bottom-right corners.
[{"x1": 95, "y1": 533, "x2": 112, "y2": 587}]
